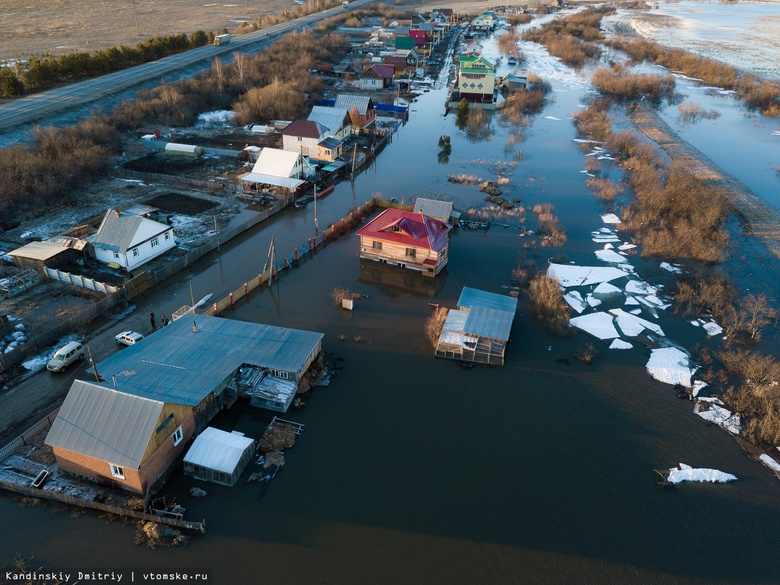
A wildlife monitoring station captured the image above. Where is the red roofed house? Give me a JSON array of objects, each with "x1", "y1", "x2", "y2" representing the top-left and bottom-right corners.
[
  {"x1": 281, "y1": 119, "x2": 330, "y2": 158},
  {"x1": 356, "y1": 208, "x2": 451, "y2": 277},
  {"x1": 359, "y1": 64, "x2": 395, "y2": 90}
]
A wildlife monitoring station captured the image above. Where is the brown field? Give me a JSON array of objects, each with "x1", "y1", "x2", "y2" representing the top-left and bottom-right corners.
[
  {"x1": 0, "y1": 0, "x2": 294, "y2": 58},
  {"x1": 1, "y1": 0, "x2": 544, "y2": 59}
]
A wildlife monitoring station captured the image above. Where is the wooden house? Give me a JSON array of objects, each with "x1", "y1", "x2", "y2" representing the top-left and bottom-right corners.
[
  {"x1": 434, "y1": 287, "x2": 518, "y2": 366},
  {"x1": 359, "y1": 64, "x2": 395, "y2": 90},
  {"x1": 457, "y1": 54, "x2": 497, "y2": 104},
  {"x1": 334, "y1": 94, "x2": 377, "y2": 131},
  {"x1": 356, "y1": 208, "x2": 451, "y2": 277}
]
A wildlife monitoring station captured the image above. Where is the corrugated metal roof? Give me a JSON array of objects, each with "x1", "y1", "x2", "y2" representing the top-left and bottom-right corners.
[
  {"x1": 251, "y1": 148, "x2": 302, "y2": 178},
  {"x1": 92, "y1": 209, "x2": 170, "y2": 254},
  {"x1": 441, "y1": 308, "x2": 468, "y2": 333},
  {"x1": 45, "y1": 381, "x2": 164, "y2": 469},
  {"x1": 308, "y1": 106, "x2": 349, "y2": 138},
  {"x1": 183, "y1": 427, "x2": 254, "y2": 474},
  {"x1": 9, "y1": 241, "x2": 70, "y2": 262},
  {"x1": 356, "y1": 208, "x2": 451, "y2": 252},
  {"x1": 413, "y1": 198, "x2": 454, "y2": 222},
  {"x1": 281, "y1": 119, "x2": 329, "y2": 139},
  {"x1": 464, "y1": 306, "x2": 514, "y2": 341},
  {"x1": 334, "y1": 94, "x2": 374, "y2": 115},
  {"x1": 93, "y1": 315, "x2": 323, "y2": 406},
  {"x1": 240, "y1": 172, "x2": 304, "y2": 190},
  {"x1": 458, "y1": 287, "x2": 518, "y2": 313}
]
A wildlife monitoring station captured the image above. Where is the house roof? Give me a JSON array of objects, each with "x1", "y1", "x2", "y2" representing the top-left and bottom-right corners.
[
  {"x1": 364, "y1": 64, "x2": 395, "y2": 80},
  {"x1": 281, "y1": 119, "x2": 329, "y2": 139},
  {"x1": 318, "y1": 137, "x2": 343, "y2": 150},
  {"x1": 412, "y1": 198, "x2": 454, "y2": 222},
  {"x1": 92, "y1": 209, "x2": 170, "y2": 254},
  {"x1": 9, "y1": 241, "x2": 71, "y2": 262},
  {"x1": 395, "y1": 36, "x2": 416, "y2": 50},
  {"x1": 334, "y1": 94, "x2": 374, "y2": 115},
  {"x1": 464, "y1": 306, "x2": 514, "y2": 341},
  {"x1": 251, "y1": 148, "x2": 303, "y2": 178},
  {"x1": 383, "y1": 56, "x2": 407, "y2": 68},
  {"x1": 458, "y1": 286, "x2": 519, "y2": 313},
  {"x1": 183, "y1": 427, "x2": 254, "y2": 474},
  {"x1": 239, "y1": 173, "x2": 305, "y2": 190},
  {"x1": 356, "y1": 208, "x2": 451, "y2": 252},
  {"x1": 307, "y1": 106, "x2": 349, "y2": 137},
  {"x1": 459, "y1": 55, "x2": 495, "y2": 73},
  {"x1": 45, "y1": 381, "x2": 164, "y2": 469},
  {"x1": 90, "y1": 315, "x2": 323, "y2": 406}
]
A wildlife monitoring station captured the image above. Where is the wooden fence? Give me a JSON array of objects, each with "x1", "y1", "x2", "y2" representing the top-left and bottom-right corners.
[
  {"x1": 0, "y1": 479, "x2": 205, "y2": 533},
  {"x1": 45, "y1": 267, "x2": 120, "y2": 294},
  {"x1": 0, "y1": 408, "x2": 60, "y2": 465},
  {"x1": 113, "y1": 168, "x2": 239, "y2": 194}
]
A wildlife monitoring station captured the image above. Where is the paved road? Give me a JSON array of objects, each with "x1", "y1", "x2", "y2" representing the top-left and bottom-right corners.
[{"x1": 0, "y1": 0, "x2": 369, "y2": 133}]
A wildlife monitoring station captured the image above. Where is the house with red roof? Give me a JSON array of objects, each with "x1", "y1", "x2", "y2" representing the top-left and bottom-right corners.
[
  {"x1": 281, "y1": 119, "x2": 335, "y2": 159},
  {"x1": 359, "y1": 64, "x2": 395, "y2": 90},
  {"x1": 356, "y1": 208, "x2": 451, "y2": 277}
]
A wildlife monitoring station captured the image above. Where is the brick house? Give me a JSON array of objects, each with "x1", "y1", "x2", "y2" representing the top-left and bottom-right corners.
[{"x1": 281, "y1": 119, "x2": 330, "y2": 158}]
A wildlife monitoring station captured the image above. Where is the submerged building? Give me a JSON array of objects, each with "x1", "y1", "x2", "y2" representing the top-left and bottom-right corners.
[
  {"x1": 434, "y1": 287, "x2": 518, "y2": 365},
  {"x1": 46, "y1": 315, "x2": 323, "y2": 494}
]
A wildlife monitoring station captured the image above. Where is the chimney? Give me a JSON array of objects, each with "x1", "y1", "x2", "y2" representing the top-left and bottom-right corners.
[
  {"x1": 114, "y1": 210, "x2": 120, "y2": 218},
  {"x1": 112, "y1": 375, "x2": 117, "y2": 389},
  {"x1": 192, "y1": 320, "x2": 198, "y2": 333}
]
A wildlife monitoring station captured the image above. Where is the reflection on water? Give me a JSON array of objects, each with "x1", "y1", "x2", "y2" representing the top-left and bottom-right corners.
[{"x1": 358, "y1": 258, "x2": 447, "y2": 298}]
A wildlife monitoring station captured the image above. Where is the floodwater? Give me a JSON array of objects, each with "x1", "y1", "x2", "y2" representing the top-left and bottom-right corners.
[{"x1": 3, "y1": 19, "x2": 780, "y2": 585}]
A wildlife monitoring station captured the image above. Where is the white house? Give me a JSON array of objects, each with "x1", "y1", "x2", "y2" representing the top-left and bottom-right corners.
[
  {"x1": 239, "y1": 148, "x2": 313, "y2": 192},
  {"x1": 91, "y1": 209, "x2": 176, "y2": 271}
]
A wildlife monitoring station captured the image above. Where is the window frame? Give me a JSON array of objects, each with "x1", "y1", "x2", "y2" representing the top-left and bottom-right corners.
[
  {"x1": 110, "y1": 464, "x2": 125, "y2": 479},
  {"x1": 172, "y1": 426, "x2": 183, "y2": 447}
]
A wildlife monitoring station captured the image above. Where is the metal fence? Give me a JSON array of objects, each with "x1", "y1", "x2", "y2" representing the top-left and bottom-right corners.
[{"x1": 45, "y1": 267, "x2": 120, "y2": 294}]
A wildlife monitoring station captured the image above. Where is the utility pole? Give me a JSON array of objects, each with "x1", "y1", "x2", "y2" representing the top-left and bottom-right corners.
[
  {"x1": 131, "y1": 0, "x2": 141, "y2": 36},
  {"x1": 313, "y1": 184, "x2": 319, "y2": 234},
  {"x1": 87, "y1": 346, "x2": 100, "y2": 383}
]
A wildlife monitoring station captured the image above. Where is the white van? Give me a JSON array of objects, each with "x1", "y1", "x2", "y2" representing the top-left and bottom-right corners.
[{"x1": 47, "y1": 341, "x2": 85, "y2": 373}]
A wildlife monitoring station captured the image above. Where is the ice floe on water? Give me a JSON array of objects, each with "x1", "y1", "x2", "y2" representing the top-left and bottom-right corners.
[
  {"x1": 593, "y1": 282, "x2": 622, "y2": 296},
  {"x1": 609, "y1": 339, "x2": 633, "y2": 350},
  {"x1": 660, "y1": 261, "x2": 682, "y2": 274},
  {"x1": 692, "y1": 380, "x2": 708, "y2": 398},
  {"x1": 694, "y1": 402, "x2": 741, "y2": 435},
  {"x1": 667, "y1": 463, "x2": 737, "y2": 484},
  {"x1": 618, "y1": 243, "x2": 637, "y2": 251},
  {"x1": 646, "y1": 347, "x2": 694, "y2": 388},
  {"x1": 759, "y1": 454, "x2": 780, "y2": 473},
  {"x1": 610, "y1": 309, "x2": 664, "y2": 337},
  {"x1": 547, "y1": 263, "x2": 629, "y2": 287},
  {"x1": 570, "y1": 312, "x2": 620, "y2": 340},
  {"x1": 544, "y1": 115, "x2": 562, "y2": 121},
  {"x1": 564, "y1": 291, "x2": 587, "y2": 314},
  {"x1": 702, "y1": 321, "x2": 723, "y2": 337},
  {"x1": 601, "y1": 213, "x2": 621, "y2": 224},
  {"x1": 519, "y1": 41, "x2": 592, "y2": 91},
  {"x1": 595, "y1": 249, "x2": 626, "y2": 263}
]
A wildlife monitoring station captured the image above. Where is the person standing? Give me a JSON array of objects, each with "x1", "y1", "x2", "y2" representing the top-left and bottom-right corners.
[
  {"x1": 161, "y1": 315, "x2": 169, "y2": 327},
  {"x1": 150, "y1": 311, "x2": 156, "y2": 329}
]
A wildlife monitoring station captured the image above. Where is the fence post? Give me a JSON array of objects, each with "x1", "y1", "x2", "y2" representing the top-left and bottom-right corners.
[
  {"x1": 244, "y1": 283, "x2": 248, "y2": 296},
  {"x1": 230, "y1": 292, "x2": 234, "y2": 307},
  {"x1": 213, "y1": 303, "x2": 219, "y2": 316},
  {"x1": 294, "y1": 248, "x2": 299, "y2": 262}
]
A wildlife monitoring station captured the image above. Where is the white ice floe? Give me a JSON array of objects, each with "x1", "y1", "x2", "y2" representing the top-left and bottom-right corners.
[
  {"x1": 572, "y1": 138, "x2": 602, "y2": 143},
  {"x1": 692, "y1": 380, "x2": 708, "y2": 398},
  {"x1": 117, "y1": 178, "x2": 147, "y2": 185},
  {"x1": 198, "y1": 110, "x2": 236, "y2": 124},
  {"x1": 609, "y1": 339, "x2": 633, "y2": 350},
  {"x1": 595, "y1": 249, "x2": 627, "y2": 263},
  {"x1": 698, "y1": 397, "x2": 724, "y2": 405},
  {"x1": 601, "y1": 213, "x2": 621, "y2": 224},
  {"x1": 640, "y1": 295, "x2": 671, "y2": 310},
  {"x1": 690, "y1": 320, "x2": 701, "y2": 327},
  {"x1": 610, "y1": 309, "x2": 665, "y2": 337},
  {"x1": 547, "y1": 263, "x2": 629, "y2": 288},
  {"x1": 694, "y1": 403, "x2": 741, "y2": 435},
  {"x1": 544, "y1": 115, "x2": 562, "y2": 121},
  {"x1": 586, "y1": 294, "x2": 601, "y2": 308},
  {"x1": 564, "y1": 291, "x2": 587, "y2": 314},
  {"x1": 593, "y1": 236, "x2": 621, "y2": 243},
  {"x1": 660, "y1": 262, "x2": 683, "y2": 274},
  {"x1": 646, "y1": 347, "x2": 694, "y2": 387},
  {"x1": 759, "y1": 454, "x2": 780, "y2": 472},
  {"x1": 593, "y1": 282, "x2": 622, "y2": 295},
  {"x1": 667, "y1": 463, "x2": 737, "y2": 484},
  {"x1": 625, "y1": 280, "x2": 659, "y2": 295},
  {"x1": 625, "y1": 296, "x2": 640, "y2": 306},
  {"x1": 702, "y1": 321, "x2": 723, "y2": 337},
  {"x1": 618, "y1": 243, "x2": 637, "y2": 251},
  {"x1": 629, "y1": 309, "x2": 642, "y2": 315},
  {"x1": 570, "y1": 312, "x2": 620, "y2": 340}
]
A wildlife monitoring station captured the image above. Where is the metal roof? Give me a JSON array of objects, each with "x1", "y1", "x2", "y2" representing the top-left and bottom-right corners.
[
  {"x1": 413, "y1": 198, "x2": 454, "y2": 222},
  {"x1": 281, "y1": 119, "x2": 329, "y2": 139},
  {"x1": 356, "y1": 208, "x2": 451, "y2": 252},
  {"x1": 92, "y1": 315, "x2": 323, "y2": 406},
  {"x1": 334, "y1": 94, "x2": 374, "y2": 115},
  {"x1": 9, "y1": 241, "x2": 70, "y2": 262},
  {"x1": 45, "y1": 381, "x2": 164, "y2": 469},
  {"x1": 240, "y1": 172, "x2": 304, "y2": 190},
  {"x1": 319, "y1": 137, "x2": 343, "y2": 149},
  {"x1": 308, "y1": 106, "x2": 349, "y2": 138},
  {"x1": 441, "y1": 308, "x2": 468, "y2": 333},
  {"x1": 458, "y1": 287, "x2": 518, "y2": 313},
  {"x1": 464, "y1": 306, "x2": 514, "y2": 341},
  {"x1": 183, "y1": 427, "x2": 254, "y2": 474},
  {"x1": 251, "y1": 148, "x2": 303, "y2": 178},
  {"x1": 92, "y1": 209, "x2": 170, "y2": 254}
]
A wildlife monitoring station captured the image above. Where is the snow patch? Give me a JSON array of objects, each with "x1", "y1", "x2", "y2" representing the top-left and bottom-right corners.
[{"x1": 694, "y1": 403, "x2": 741, "y2": 435}]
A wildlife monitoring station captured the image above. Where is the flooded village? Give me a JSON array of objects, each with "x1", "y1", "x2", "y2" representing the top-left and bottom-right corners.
[{"x1": 1, "y1": 0, "x2": 780, "y2": 583}]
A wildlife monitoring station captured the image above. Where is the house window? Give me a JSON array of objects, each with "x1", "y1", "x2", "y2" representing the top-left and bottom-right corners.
[
  {"x1": 298, "y1": 136, "x2": 302, "y2": 142},
  {"x1": 172, "y1": 426, "x2": 183, "y2": 447},
  {"x1": 110, "y1": 464, "x2": 125, "y2": 479},
  {"x1": 151, "y1": 236, "x2": 159, "y2": 248},
  {"x1": 325, "y1": 149, "x2": 331, "y2": 155},
  {"x1": 164, "y1": 232, "x2": 170, "y2": 241},
  {"x1": 372, "y1": 241, "x2": 383, "y2": 250},
  {"x1": 271, "y1": 369, "x2": 289, "y2": 379},
  {"x1": 132, "y1": 248, "x2": 139, "y2": 257},
  {"x1": 113, "y1": 252, "x2": 119, "y2": 259},
  {"x1": 406, "y1": 248, "x2": 416, "y2": 258}
]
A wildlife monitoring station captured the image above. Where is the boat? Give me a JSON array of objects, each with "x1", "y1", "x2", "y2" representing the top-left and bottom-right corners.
[
  {"x1": 316, "y1": 184, "x2": 335, "y2": 199},
  {"x1": 459, "y1": 218, "x2": 491, "y2": 230}
]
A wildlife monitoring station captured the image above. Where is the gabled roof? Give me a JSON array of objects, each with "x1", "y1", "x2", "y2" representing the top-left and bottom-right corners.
[
  {"x1": 459, "y1": 54, "x2": 495, "y2": 73},
  {"x1": 334, "y1": 94, "x2": 374, "y2": 115},
  {"x1": 281, "y1": 119, "x2": 329, "y2": 139},
  {"x1": 91, "y1": 315, "x2": 323, "y2": 406},
  {"x1": 395, "y1": 36, "x2": 416, "y2": 50},
  {"x1": 251, "y1": 148, "x2": 303, "y2": 178},
  {"x1": 183, "y1": 427, "x2": 254, "y2": 474},
  {"x1": 308, "y1": 106, "x2": 350, "y2": 137},
  {"x1": 413, "y1": 198, "x2": 454, "y2": 222},
  {"x1": 92, "y1": 209, "x2": 170, "y2": 254},
  {"x1": 46, "y1": 381, "x2": 164, "y2": 469},
  {"x1": 356, "y1": 208, "x2": 451, "y2": 252},
  {"x1": 363, "y1": 64, "x2": 394, "y2": 80},
  {"x1": 458, "y1": 287, "x2": 518, "y2": 342},
  {"x1": 9, "y1": 241, "x2": 71, "y2": 262}
]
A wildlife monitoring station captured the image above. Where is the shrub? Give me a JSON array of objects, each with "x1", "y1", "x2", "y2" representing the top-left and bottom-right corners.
[
  {"x1": 591, "y1": 67, "x2": 675, "y2": 104},
  {"x1": 528, "y1": 273, "x2": 570, "y2": 334},
  {"x1": 424, "y1": 306, "x2": 448, "y2": 347},
  {"x1": 533, "y1": 203, "x2": 566, "y2": 247},
  {"x1": 586, "y1": 177, "x2": 622, "y2": 202}
]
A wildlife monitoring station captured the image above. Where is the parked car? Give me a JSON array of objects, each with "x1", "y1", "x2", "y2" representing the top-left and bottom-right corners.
[
  {"x1": 47, "y1": 341, "x2": 85, "y2": 373},
  {"x1": 115, "y1": 331, "x2": 144, "y2": 346}
]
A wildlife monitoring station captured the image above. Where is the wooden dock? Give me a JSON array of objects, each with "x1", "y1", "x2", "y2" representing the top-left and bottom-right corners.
[{"x1": 630, "y1": 105, "x2": 780, "y2": 259}]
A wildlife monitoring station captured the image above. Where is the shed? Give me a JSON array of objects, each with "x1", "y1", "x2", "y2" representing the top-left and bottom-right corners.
[
  {"x1": 412, "y1": 198, "x2": 456, "y2": 224},
  {"x1": 8, "y1": 241, "x2": 77, "y2": 275},
  {"x1": 164, "y1": 143, "x2": 204, "y2": 156},
  {"x1": 183, "y1": 427, "x2": 255, "y2": 487}
]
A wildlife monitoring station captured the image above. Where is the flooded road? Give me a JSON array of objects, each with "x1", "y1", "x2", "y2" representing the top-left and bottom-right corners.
[{"x1": 3, "y1": 20, "x2": 780, "y2": 585}]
